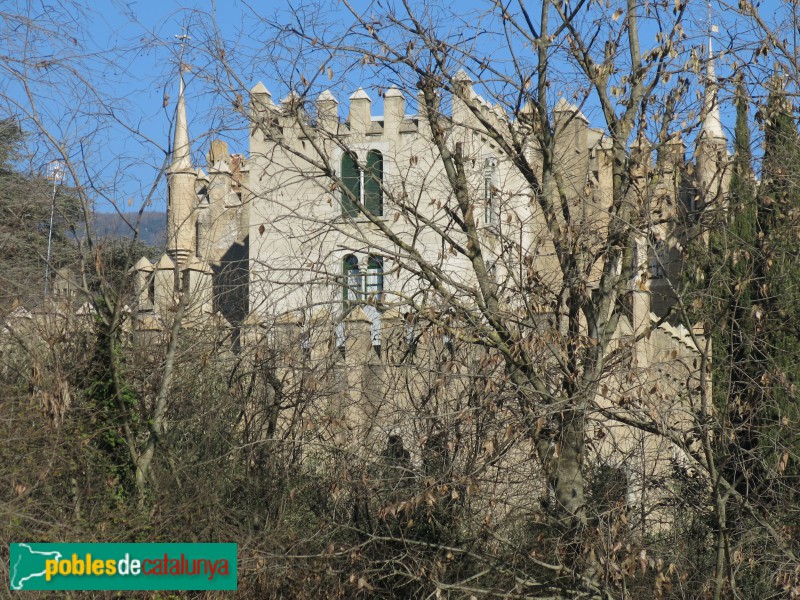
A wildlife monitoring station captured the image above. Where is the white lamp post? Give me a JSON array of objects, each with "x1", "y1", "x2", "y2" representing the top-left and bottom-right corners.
[{"x1": 44, "y1": 160, "x2": 65, "y2": 296}]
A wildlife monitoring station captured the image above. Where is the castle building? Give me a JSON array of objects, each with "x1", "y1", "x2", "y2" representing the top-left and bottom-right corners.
[
  {"x1": 136, "y1": 45, "x2": 728, "y2": 346},
  {"x1": 125, "y1": 49, "x2": 728, "y2": 523}
]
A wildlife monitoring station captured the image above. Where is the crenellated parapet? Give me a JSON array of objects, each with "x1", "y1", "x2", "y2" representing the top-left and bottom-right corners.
[{"x1": 128, "y1": 250, "x2": 223, "y2": 337}]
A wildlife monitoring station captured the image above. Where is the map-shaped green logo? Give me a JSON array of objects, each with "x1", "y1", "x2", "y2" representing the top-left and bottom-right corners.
[
  {"x1": 8, "y1": 543, "x2": 237, "y2": 591},
  {"x1": 10, "y1": 544, "x2": 63, "y2": 590}
]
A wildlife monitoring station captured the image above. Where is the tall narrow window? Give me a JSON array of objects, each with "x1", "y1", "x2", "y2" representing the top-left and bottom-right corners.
[
  {"x1": 649, "y1": 240, "x2": 667, "y2": 279},
  {"x1": 365, "y1": 150, "x2": 383, "y2": 216},
  {"x1": 342, "y1": 254, "x2": 362, "y2": 306},
  {"x1": 404, "y1": 312, "x2": 418, "y2": 358},
  {"x1": 341, "y1": 153, "x2": 360, "y2": 218},
  {"x1": 484, "y1": 157, "x2": 499, "y2": 225},
  {"x1": 195, "y1": 220, "x2": 205, "y2": 258},
  {"x1": 366, "y1": 255, "x2": 384, "y2": 301}
]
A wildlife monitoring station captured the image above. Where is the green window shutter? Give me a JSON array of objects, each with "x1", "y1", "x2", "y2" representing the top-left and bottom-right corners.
[
  {"x1": 365, "y1": 150, "x2": 383, "y2": 216},
  {"x1": 341, "y1": 153, "x2": 359, "y2": 217},
  {"x1": 342, "y1": 255, "x2": 361, "y2": 307}
]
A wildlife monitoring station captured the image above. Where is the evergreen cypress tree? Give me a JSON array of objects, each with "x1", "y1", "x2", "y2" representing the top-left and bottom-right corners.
[
  {"x1": 708, "y1": 78, "x2": 800, "y2": 499},
  {"x1": 754, "y1": 81, "x2": 800, "y2": 494},
  {"x1": 719, "y1": 79, "x2": 761, "y2": 495}
]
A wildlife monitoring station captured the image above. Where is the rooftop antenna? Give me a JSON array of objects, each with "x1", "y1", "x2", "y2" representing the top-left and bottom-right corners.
[
  {"x1": 707, "y1": 0, "x2": 719, "y2": 55},
  {"x1": 174, "y1": 25, "x2": 190, "y2": 72}
]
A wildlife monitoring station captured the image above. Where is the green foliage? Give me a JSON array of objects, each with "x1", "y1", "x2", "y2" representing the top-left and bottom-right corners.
[
  {"x1": 706, "y1": 82, "x2": 763, "y2": 493},
  {"x1": 678, "y1": 80, "x2": 800, "y2": 597},
  {"x1": 753, "y1": 82, "x2": 800, "y2": 488},
  {"x1": 687, "y1": 79, "x2": 800, "y2": 499},
  {"x1": 79, "y1": 324, "x2": 141, "y2": 500}
]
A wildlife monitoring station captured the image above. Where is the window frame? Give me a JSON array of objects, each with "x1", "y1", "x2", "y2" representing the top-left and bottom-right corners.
[
  {"x1": 649, "y1": 240, "x2": 667, "y2": 279},
  {"x1": 338, "y1": 149, "x2": 385, "y2": 219},
  {"x1": 364, "y1": 150, "x2": 383, "y2": 216}
]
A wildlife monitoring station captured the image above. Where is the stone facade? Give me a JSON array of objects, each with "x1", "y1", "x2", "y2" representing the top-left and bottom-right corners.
[
  {"x1": 119, "y1": 53, "x2": 729, "y2": 528},
  {"x1": 130, "y1": 58, "x2": 728, "y2": 348}
]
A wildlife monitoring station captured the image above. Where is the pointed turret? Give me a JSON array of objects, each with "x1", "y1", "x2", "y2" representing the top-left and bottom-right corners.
[
  {"x1": 166, "y1": 68, "x2": 198, "y2": 267},
  {"x1": 153, "y1": 253, "x2": 177, "y2": 315},
  {"x1": 182, "y1": 256, "x2": 214, "y2": 316},
  {"x1": 696, "y1": 32, "x2": 729, "y2": 213},
  {"x1": 317, "y1": 89, "x2": 339, "y2": 132},
  {"x1": 383, "y1": 86, "x2": 405, "y2": 133},
  {"x1": 171, "y1": 71, "x2": 192, "y2": 172},
  {"x1": 130, "y1": 256, "x2": 154, "y2": 310},
  {"x1": 701, "y1": 35, "x2": 726, "y2": 142},
  {"x1": 348, "y1": 88, "x2": 371, "y2": 133}
]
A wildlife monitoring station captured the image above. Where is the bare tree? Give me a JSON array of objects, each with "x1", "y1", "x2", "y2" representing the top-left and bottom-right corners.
[
  {"x1": 3, "y1": 1, "x2": 800, "y2": 597},
  {"x1": 175, "y1": 0, "x2": 800, "y2": 595},
  {"x1": 175, "y1": 0, "x2": 731, "y2": 595}
]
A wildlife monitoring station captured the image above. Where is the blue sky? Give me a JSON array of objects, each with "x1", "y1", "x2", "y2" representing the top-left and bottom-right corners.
[
  {"x1": 0, "y1": 0, "x2": 792, "y2": 216},
  {"x1": 2, "y1": 0, "x2": 248, "y2": 213}
]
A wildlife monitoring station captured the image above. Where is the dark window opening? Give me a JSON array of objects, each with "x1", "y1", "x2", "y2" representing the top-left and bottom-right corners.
[
  {"x1": 341, "y1": 151, "x2": 384, "y2": 218},
  {"x1": 650, "y1": 240, "x2": 667, "y2": 279},
  {"x1": 365, "y1": 150, "x2": 383, "y2": 216},
  {"x1": 484, "y1": 157, "x2": 498, "y2": 225},
  {"x1": 341, "y1": 152, "x2": 360, "y2": 218},
  {"x1": 342, "y1": 254, "x2": 362, "y2": 307}
]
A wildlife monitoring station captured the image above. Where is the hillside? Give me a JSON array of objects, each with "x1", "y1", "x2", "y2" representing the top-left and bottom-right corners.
[{"x1": 89, "y1": 211, "x2": 166, "y2": 248}]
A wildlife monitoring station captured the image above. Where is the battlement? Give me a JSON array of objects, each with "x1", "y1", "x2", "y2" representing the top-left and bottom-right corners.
[
  {"x1": 249, "y1": 80, "x2": 521, "y2": 145},
  {"x1": 247, "y1": 76, "x2": 692, "y2": 177}
]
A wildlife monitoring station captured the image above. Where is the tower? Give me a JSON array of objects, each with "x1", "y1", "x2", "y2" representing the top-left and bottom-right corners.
[
  {"x1": 696, "y1": 30, "x2": 728, "y2": 211},
  {"x1": 166, "y1": 69, "x2": 197, "y2": 266}
]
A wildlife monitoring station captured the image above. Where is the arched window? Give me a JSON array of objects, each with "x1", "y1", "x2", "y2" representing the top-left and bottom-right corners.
[
  {"x1": 342, "y1": 254, "x2": 362, "y2": 306},
  {"x1": 365, "y1": 150, "x2": 383, "y2": 216},
  {"x1": 340, "y1": 151, "x2": 383, "y2": 218},
  {"x1": 366, "y1": 255, "x2": 384, "y2": 301},
  {"x1": 341, "y1": 152, "x2": 360, "y2": 218},
  {"x1": 483, "y1": 157, "x2": 499, "y2": 225}
]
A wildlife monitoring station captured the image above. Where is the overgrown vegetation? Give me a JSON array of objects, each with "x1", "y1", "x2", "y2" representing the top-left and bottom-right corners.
[{"x1": 3, "y1": 1, "x2": 800, "y2": 598}]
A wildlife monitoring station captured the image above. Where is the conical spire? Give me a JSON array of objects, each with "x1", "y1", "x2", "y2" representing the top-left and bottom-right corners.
[
  {"x1": 171, "y1": 69, "x2": 193, "y2": 172},
  {"x1": 702, "y1": 32, "x2": 726, "y2": 141},
  {"x1": 166, "y1": 62, "x2": 198, "y2": 267}
]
